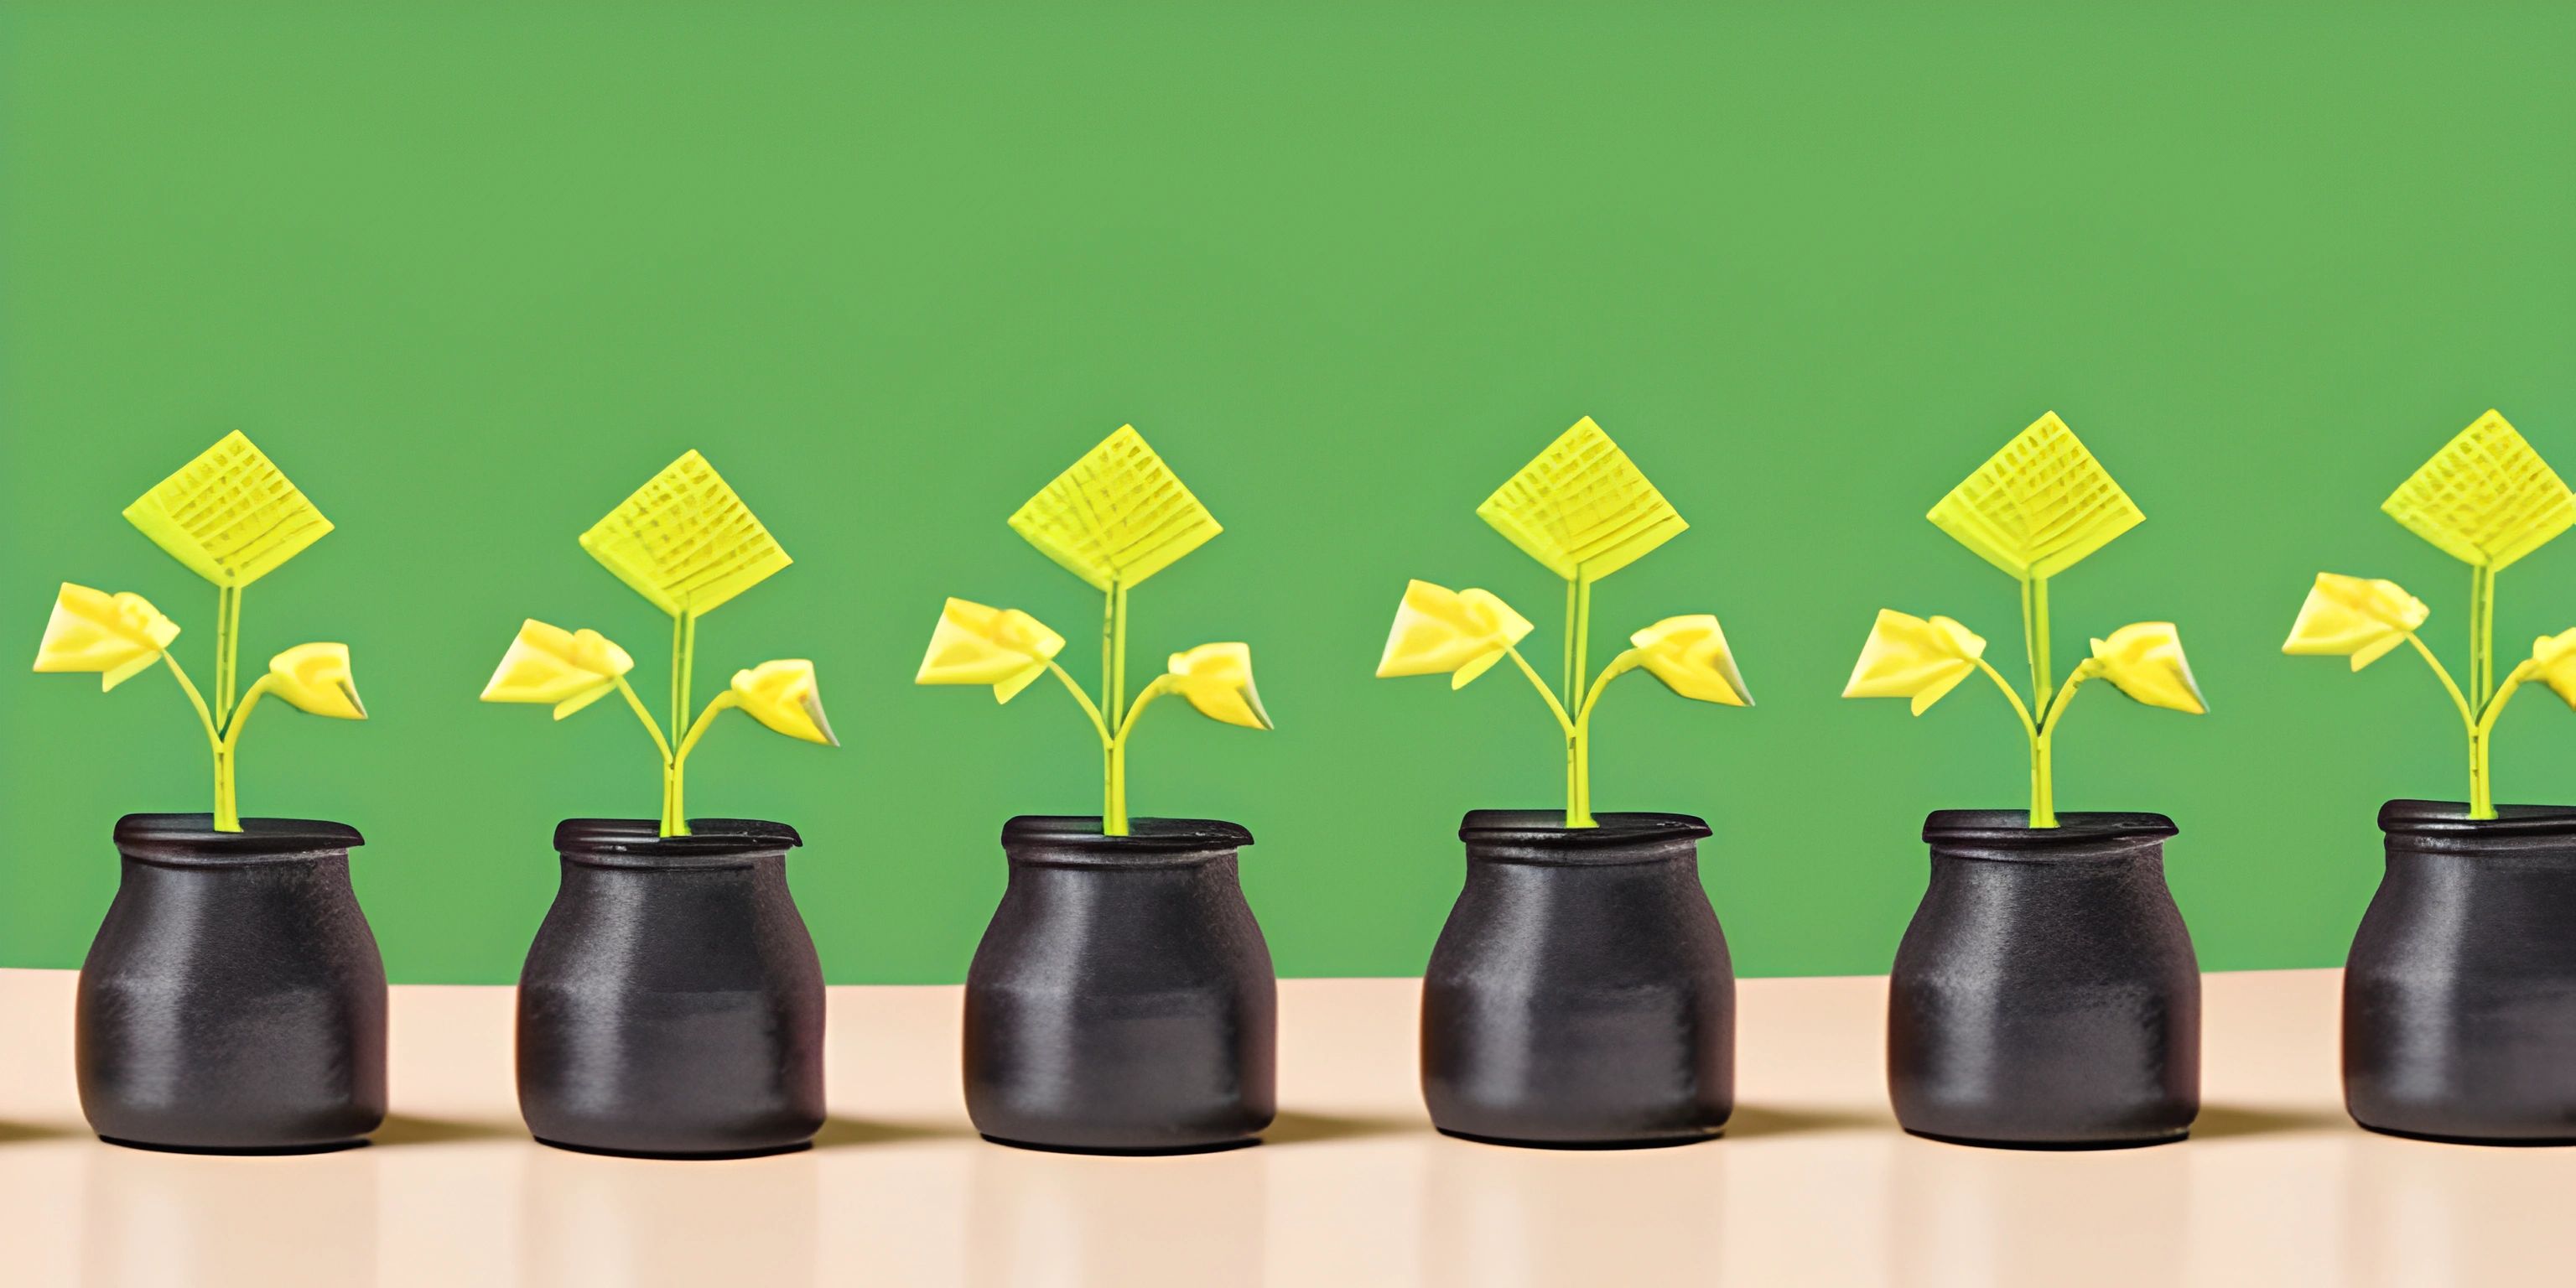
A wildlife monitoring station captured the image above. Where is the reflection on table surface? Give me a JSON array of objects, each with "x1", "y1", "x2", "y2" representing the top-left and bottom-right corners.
[{"x1": 2, "y1": 969, "x2": 2569, "y2": 1287}]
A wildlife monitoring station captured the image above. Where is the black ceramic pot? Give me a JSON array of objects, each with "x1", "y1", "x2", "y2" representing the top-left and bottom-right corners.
[
  {"x1": 963, "y1": 816, "x2": 1275, "y2": 1153},
  {"x1": 2344, "y1": 799, "x2": 2576, "y2": 1144},
  {"x1": 78, "y1": 814, "x2": 387, "y2": 1152},
  {"x1": 517, "y1": 818, "x2": 825, "y2": 1158},
  {"x1": 1420, "y1": 810, "x2": 1733, "y2": 1148},
  {"x1": 1887, "y1": 810, "x2": 2199, "y2": 1149}
]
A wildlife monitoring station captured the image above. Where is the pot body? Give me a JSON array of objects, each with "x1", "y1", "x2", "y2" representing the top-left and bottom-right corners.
[
  {"x1": 78, "y1": 814, "x2": 387, "y2": 1151},
  {"x1": 517, "y1": 818, "x2": 824, "y2": 1157},
  {"x1": 1888, "y1": 810, "x2": 2199, "y2": 1148},
  {"x1": 1420, "y1": 811, "x2": 1733, "y2": 1147},
  {"x1": 964, "y1": 816, "x2": 1275, "y2": 1153},
  {"x1": 2344, "y1": 799, "x2": 2576, "y2": 1143}
]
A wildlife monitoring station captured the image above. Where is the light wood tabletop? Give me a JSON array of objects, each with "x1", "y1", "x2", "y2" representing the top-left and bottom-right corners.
[{"x1": 0, "y1": 966, "x2": 2566, "y2": 1287}]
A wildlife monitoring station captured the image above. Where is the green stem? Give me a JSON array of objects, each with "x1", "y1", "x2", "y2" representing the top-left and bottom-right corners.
[
  {"x1": 614, "y1": 677, "x2": 681, "y2": 835},
  {"x1": 2401, "y1": 632, "x2": 2485, "y2": 819},
  {"x1": 1101, "y1": 582, "x2": 1130, "y2": 836},
  {"x1": 163, "y1": 653, "x2": 237, "y2": 831},
  {"x1": 2470, "y1": 567, "x2": 2496, "y2": 710},
  {"x1": 1971, "y1": 657, "x2": 2052, "y2": 828},
  {"x1": 1047, "y1": 661, "x2": 1113, "y2": 746},
  {"x1": 1505, "y1": 645, "x2": 1587, "y2": 828},
  {"x1": 214, "y1": 584, "x2": 239, "y2": 729},
  {"x1": 675, "y1": 692, "x2": 738, "y2": 767}
]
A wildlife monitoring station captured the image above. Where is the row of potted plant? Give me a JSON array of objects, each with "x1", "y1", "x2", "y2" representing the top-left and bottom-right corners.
[{"x1": 30, "y1": 410, "x2": 2576, "y2": 1157}]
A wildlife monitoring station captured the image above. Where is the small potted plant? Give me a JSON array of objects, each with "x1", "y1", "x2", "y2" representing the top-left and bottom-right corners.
[
  {"x1": 916, "y1": 423, "x2": 1275, "y2": 1154},
  {"x1": 480, "y1": 449, "x2": 839, "y2": 1158},
  {"x1": 1841, "y1": 411, "x2": 2209, "y2": 1149},
  {"x1": 1374, "y1": 415, "x2": 1753, "y2": 1148},
  {"x1": 2281, "y1": 409, "x2": 2576, "y2": 1144},
  {"x1": 33, "y1": 431, "x2": 380, "y2": 1152}
]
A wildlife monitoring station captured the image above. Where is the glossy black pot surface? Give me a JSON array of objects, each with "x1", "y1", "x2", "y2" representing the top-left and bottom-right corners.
[
  {"x1": 964, "y1": 816, "x2": 1275, "y2": 1154},
  {"x1": 2345, "y1": 799, "x2": 2576, "y2": 1144},
  {"x1": 1888, "y1": 810, "x2": 2199, "y2": 1149},
  {"x1": 1421, "y1": 810, "x2": 1733, "y2": 1148},
  {"x1": 79, "y1": 814, "x2": 387, "y2": 1152},
  {"x1": 517, "y1": 818, "x2": 824, "y2": 1158}
]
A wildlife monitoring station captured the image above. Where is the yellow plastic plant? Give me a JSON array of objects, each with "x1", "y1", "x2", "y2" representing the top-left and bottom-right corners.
[
  {"x1": 480, "y1": 451, "x2": 837, "y2": 838},
  {"x1": 2282, "y1": 410, "x2": 2576, "y2": 819},
  {"x1": 31, "y1": 433, "x2": 368, "y2": 832},
  {"x1": 914, "y1": 425, "x2": 1270, "y2": 837},
  {"x1": 1841, "y1": 413, "x2": 2207, "y2": 828},
  {"x1": 1373, "y1": 417, "x2": 1753, "y2": 828}
]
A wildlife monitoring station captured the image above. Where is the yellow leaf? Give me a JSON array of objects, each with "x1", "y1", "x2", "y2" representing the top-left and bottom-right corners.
[
  {"x1": 1477, "y1": 417, "x2": 1686, "y2": 582},
  {"x1": 1926, "y1": 412, "x2": 2142, "y2": 580},
  {"x1": 731, "y1": 659, "x2": 838, "y2": 746},
  {"x1": 2089, "y1": 623, "x2": 2206, "y2": 714},
  {"x1": 1008, "y1": 426, "x2": 1221, "y2": 590},
  {"x1": 579, "y1": 451, "x2": 792, "y2": 616},
  {"x1": 34, "y1": 583, "x2": 179, "y2": 691},
  {"x1": 1374, "y1": 580, "x2": 1534, "y2": 689},
  {"x1": 266, "y1": 642, "x2": 367, "y2": 720},
  {"x1": 1166, "y1": 642, "x2": 1272, "y2": 730},
  {"x1": 1627, "y1": 615, "x2": 1753, "y2": 706},
  {"x1": 2281, "y1": 573, "x2": 2428, "y2": 672},
  {"x1": 1843, "y1": 610, "x2": 1987, "y2": 716},
  {"x1": 915, "y1": 598, "x2": 1067, "y2": 704},
  {"x1": 480, "y1": 619, "x2": 635, "y2": 718},
  {"x1": 2381, "y1": 409, "x2": 2575, "y2": 571},
  {"x1": 122, "y1": 432, "x2": 334, "y2": 588}
]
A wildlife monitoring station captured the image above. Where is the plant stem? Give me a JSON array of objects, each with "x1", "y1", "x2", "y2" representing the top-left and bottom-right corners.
[
  {"x1": 2400, "y1": 632, "x2": 2486, "y2": 819},
  {"x1": 163, "y1": 653, "x2": 236, "y2": 830},
  {"x1": 1101, "y1": 582, "x2": 1130, "y2": 836},
  {"x1": 1047, "y1": 662, "x2": 1112, "y2": 745},
  {"x1": 1567, "y1": 574, "x2": 1595, "y2": 827},
  {"x1": 1505, "y1": 644, "x2": 1588, "y2": 828}
]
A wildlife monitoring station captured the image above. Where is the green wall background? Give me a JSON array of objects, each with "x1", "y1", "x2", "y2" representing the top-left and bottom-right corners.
[{"x1": 3, "y1": 3, "x2": 2572, "y2": 984}]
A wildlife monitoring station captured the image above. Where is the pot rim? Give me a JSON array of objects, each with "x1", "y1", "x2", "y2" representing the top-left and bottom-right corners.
[
  {"x1": 1000, "y1": 815, "x2": 1253, "y2": 869},
  {"x1": 1459, "y1": 809, "x2": 1711, "y2": 845},
  {"x1": 113, "y1": 813, "x2": 365, "y2": 868},
  {"x1": 554, "y1": 818, "x2": 802, "y2": 870},
  {"x1": 2379, "y1": 798, "x2": 2576, "y2": 839},
  {"x1": 1456, "y1": 809, "x2": 1711, "y2": 867},
  {"x1": 1921, "y1": 809, "x2": 2176, "y2": 857}
]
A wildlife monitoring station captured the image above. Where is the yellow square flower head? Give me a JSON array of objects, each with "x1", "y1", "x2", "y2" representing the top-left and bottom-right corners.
[
  {"x1": 1009, "y1": 426, "x2": 1222, "y2": 591},
  {"x1": 1927, "y1": 412, "x2": 2143, "y2": 581},
  {"x1": 579, "y1": 451, "x2": 792, "y2": 616},
  {"x1": 1478, "y1": 417, "x2": 1686, "y2": 582},
  {"x1": 2381, "y1": 410, "x2": 2575, "y2": 572},
  {"x1": 123, "y1": 432, "x2": 335, "y2": 588}
]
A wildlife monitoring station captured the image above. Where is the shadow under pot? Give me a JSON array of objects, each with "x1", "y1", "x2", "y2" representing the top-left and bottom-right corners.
[
  {"x1": 964, "y1": 816, "x2": 1275, "y2": 1154},
  {"x1": 1420, "y1": 811, "x2": 1733, "y2": 1148},
  {"x1": 78, "y1": 814, "x2": 387, "y2": 1153},
  {"x1": 1888, "y1": 810, "x2": 2199, "y2": 1149},
  {"x1": 2345, "y1": 800, "x2": 2576, "y2": 1144},
  {"x1": 517, "y1": 818, "x2": 824, "y2": 1159}
]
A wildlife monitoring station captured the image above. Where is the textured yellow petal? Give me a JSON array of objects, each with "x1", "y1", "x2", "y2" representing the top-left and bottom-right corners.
[
  {"x1": 2089, "y1": 623, "x2": 2206, "y2": 714},
  {"x1": 2282, "y1": 573, "x2": 2428, "y2": 672},
  {"x1": 1477, "y1": 417, "x2": 1687, "y2": 582},
  {"x1": 2381, "y1": 410, "x2": 2575, "y2": 571},
  {"x1": 267, "y1": 642, "x2": 367, "y2": 719},
  {"x1": 122, "y1": 432, "x2": 335, "y2": 588},
  {"x1": 1628, "y1": 614, "x2": 1753, "y2": 706},
  {"x1": 1007, "y1": 426, "x2": 1221, "y2": 591},
  {"x1": 480, "y1": 619, "x2": 635, "y2": 714},
  {"x1": 1376, "y1": 580, "x2": 1535, "y2": 685},
  {"x1": 2531, "y1": 629, "x2": 2576, "y2": 709},
  {"x1": 579, "y1": 451, "x2": 792, "y2": 616},
  {"x1": 1167, "y1": 642, "x2": 1272, "y2": 730},
  {"x1": 732, "y1": 659, "x2": 838, "y2": 745},
  {"x1": 1843, "y1": 610, "x2": 1986, "y2": 716},
  {"x1": 1926, "y1": 412, "x2": 2143, "y2": 580},
  {"x1": 916, "y1": 598, "x2": 1065, "y2": 704},
  {"x1": 34, "y1": 583, "x2": 180, "y2": 691}
]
